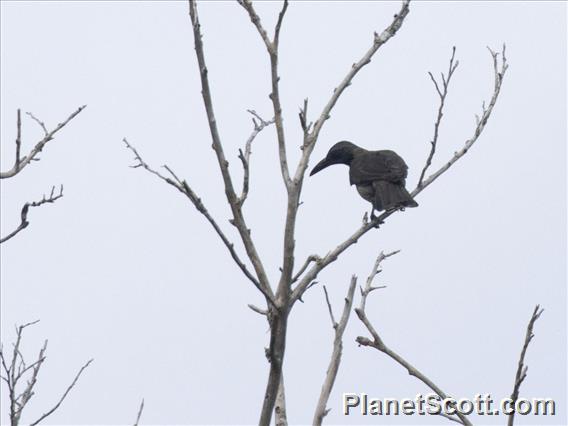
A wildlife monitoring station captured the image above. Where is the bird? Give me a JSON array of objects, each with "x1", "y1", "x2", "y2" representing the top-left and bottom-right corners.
[{"x1": 309, "y1": 141, "x2": 418, "y2": 219}]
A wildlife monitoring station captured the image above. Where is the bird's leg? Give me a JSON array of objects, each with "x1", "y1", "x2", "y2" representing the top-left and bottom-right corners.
[{"x1": 370, "y1": 208, "x2": 383, "y2": 228}]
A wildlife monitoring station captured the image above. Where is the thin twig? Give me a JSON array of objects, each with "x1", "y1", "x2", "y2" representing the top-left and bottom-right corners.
[
  {"x1": 0, "y1": 321, "x2": 42, "y2": 425},
  {"x1": 291, "y1": 254, "x2": 321, "y2": 284},
  {"x1": 29, "y1": 358, "x2": 93, "y2": 426},
  {"x1": 313, "y1": 276, "x2": 357, "y2": 425},
  {"x1": 322, "y1": 286, "x2": 337, "y2": 328},
  {"x1": 1, "y1": 105, "x2": 86, "y2": 179},
  {"x1": 238, "y1": 110, "x2": 275, "y2": 206},
  {"x1": 354, "y1": 252, "x2": 471, "y2": 426},
  {"x1": 418, "y1": 46, "x2": 459, "y2": 187},
  {"x1": 415, "y1": 45, "x2": 508, "y2": 193},
  {"x1": 507, "y1": 305, "x2": 543, "y2": 426},
  {"x1": 15, "y1": 109, "x2": 22, "y2": 166},
  {"x1": 359, "y1": 250, "x2": 398, "y2": 311},
  {"x1": 298, "y1": 98, "x2": 311, "y2": 135},
  {"x1": 1, "y1": 321, "x2": 93, "y2": 426},
  {"x1": 133, "y1": 398, "x2": 145, "y2": 426},
  {"x1": 0, "y1": 186, "x2": 64, "y2": 244}
]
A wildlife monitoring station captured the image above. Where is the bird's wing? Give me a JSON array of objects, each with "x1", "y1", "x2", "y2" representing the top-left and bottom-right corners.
[{"x1": 349, "y1": 150, "x2": 408, "y2": 185}]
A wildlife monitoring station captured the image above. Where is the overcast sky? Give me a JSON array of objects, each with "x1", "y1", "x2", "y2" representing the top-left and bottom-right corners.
[{"x1": 1, "y1": 1, "x2": 566, "y2": 425}]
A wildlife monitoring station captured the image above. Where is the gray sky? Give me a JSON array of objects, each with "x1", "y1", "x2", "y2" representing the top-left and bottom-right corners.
[{"x1": 1, "y1": 1, "x2": 566, "y2": 425}]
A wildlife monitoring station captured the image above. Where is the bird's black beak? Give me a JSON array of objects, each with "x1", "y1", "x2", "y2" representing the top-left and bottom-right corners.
[{"x1": 310, "y1": 157, "x2": 333, "y2": 176}]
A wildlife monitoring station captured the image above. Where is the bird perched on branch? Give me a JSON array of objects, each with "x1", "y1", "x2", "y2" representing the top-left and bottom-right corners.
[{"x1": 310, "y1": 141, "x2": 418, "y2": 219}]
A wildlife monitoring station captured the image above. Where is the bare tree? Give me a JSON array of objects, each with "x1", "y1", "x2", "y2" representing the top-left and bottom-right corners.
[
  {"x1": 124, "y1": 1, "x2": 513, "y2": 424},
  {"x1": 0, "y1": 321, "x2": 92, "y2": 426},
  {"x1": 1, "y1": 106, "x2": 93, "y2": 425}
]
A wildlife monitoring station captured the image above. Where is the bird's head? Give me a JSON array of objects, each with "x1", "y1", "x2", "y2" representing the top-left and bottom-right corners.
[{"x1": 309, "y1": 141, "x2": 359, "y2": 176}]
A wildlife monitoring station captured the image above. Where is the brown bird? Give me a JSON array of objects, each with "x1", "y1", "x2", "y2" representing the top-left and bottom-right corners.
[{"x1": 310, "y1": 141, "x2": 418, "y2": 218}]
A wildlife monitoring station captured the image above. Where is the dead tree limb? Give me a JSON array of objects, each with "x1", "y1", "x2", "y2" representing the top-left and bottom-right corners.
[
  {"x1": 507, "y1": 305, "x2": 543, "y2": 426},
  {"x1": 0, "y1": 321, "x2": 92, "y2": 426},
  {"x1": 418, "y1": 46, "x2": 459, "y2": 186},
  {"x1": 354, "y1": 251, "x2": 470, "y2": 426},
  {"x1": 1, "y1": 106, "x2": 86, "y2": 179},
  {"x1": 238, "y1": 110, "x2": 275, "y2": 206},
  {"x1": 133, "y1": 398, "x2": 145, "y2": 426},
  {"x1": 1, "y1": 106, "x2": 84, "y2": 244},
  {"x1": 122, "y1": 138, "x2": 276, "y2": 307},
  {"x1": 313, "y1": 277, "x2": 357, "y2": 425},
  {"x1": 416, "y1": 45, "x2": 508, "y2": 192},
  {"x1": 188, "y1": 0, "x2": 275, "y2": 306},
  {"x1": 294, "y1": 0, "x2": 411, "y2": 183},
  {"x1": 238, "y1": 0, "x2": 291, "y2": 188},
  {"x1": 0, "y1": 185, "x2": 64, "y2": 244}
]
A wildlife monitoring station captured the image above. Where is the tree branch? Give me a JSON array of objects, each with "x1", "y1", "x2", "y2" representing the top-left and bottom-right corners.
[
  {"x1": 322, "y1": 285, "x2": 337, "y2": 328},
  {"x1": 293, "y1": 0, "x2": 410, "y2": 184},
  {"x1": 313, "y1": 276, "x2": 357, "y2": 425},
  {"x1": 291, "y1": 45, "x2": 507, "y2": 305},
  {"x1": 133, "y1": 398, "x2": 145, "y2": 426},
  {"x1": 1, "y1": 106, "x2": 86, "y2": 179},
  {"x1": 354, "y1": 252, "x2": 471, "y2": 426},
  {"x1": 238, "y1": 0, "x2": 292, "y2": 188},
  {"x1": 237, "y1": 0, "x2": 274, "y2": 54},
  {"x1": 0, "y1": 185, "x2": 64, "y2": 244},
  {"x1": 188, "y1": 0, "x2": 274, "y2": 304},
  {"x1": 123, "y1": 138, "x2": 277, "y2": 308},
  {"x1": 418, "y1": 46, "x2": 459, "y2": 187},
  {"x1": 29, "y1": 358, "x2": 93, "y2": 426},
  {"x1": 415, "y1": 45, "x2": 508, "y2": 192},
  {"x1": 291, "y1": 254, "x2": 321, "y2": 284},
  {"x1": 238, "y1": 110, "x2": 275, "y2": 206},
  {"x1": 507, "y1": 305, "x2": 543, "y2": 426},
  {"x1": 1, "y1": 321, "x2": 92, "y2": 426}
]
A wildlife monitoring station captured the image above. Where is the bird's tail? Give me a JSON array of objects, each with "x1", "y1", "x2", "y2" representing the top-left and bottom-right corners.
[{"x1": 373, "y1": 181, "x2": 418, "y2": 211}]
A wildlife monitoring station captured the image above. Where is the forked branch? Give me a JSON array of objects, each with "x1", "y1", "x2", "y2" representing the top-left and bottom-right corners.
[
  {"x1": 313, "y1": 277, "x2": 357, "y2": 425},
  {"x1": 238, "y1": 110, "x2": 275, "y2": 206},
  {"x1": 418, "y1": 46, "x2": 459, "y2": 186},
  {"x1": 0, "y1": 186, "x2": 64, "y2": 244},
  {"x1": 188, "y1": 0, "x2": 274, "y2": 303},
  {"x1": 1, "y1": 106, "x2": 86, "y2": 179},
  {"x1": 294, "y1": 0, "x2": 411, "y2": 183},
  {"x1": 238, "y1": 0, "x2": 291, "y2": 188},
  {"x1": 123, "y1": 138, "x2": 276, "y2": 307},
  {"x1": 507, "y1": 305, "x2": 543, "y2": 426},
  {"x1": 415, "y1": 45, "x2": 508, "y2": 193},
  {"x1": 0, "y1": 321, "x2": 93, "y2": 426},
  {"x1": 291, "y1": 45, "x2": 508, "y2": 304},
  {"x1": 354, "y1": 252, "x2": 471, "y2": 426}
]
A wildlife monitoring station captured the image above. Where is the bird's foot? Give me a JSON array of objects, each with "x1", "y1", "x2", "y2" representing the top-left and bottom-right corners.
[{"x1": 370, "y1": 210, "x2": 383, "y2": 228}]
